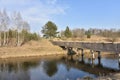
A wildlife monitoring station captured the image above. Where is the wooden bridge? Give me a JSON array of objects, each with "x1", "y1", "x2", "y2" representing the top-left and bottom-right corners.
[
  {"x1": 52, "y1": 41, "x2": 120, "y2": 53},
  {"x1": 52, "y1": 41, "x2": 120, "y2": 64},
  {"x1": 51, "y1": 41, "x2": 120, "y2": 73}
]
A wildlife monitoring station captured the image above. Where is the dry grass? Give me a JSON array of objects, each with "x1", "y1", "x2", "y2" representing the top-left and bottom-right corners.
[
  {"x1": 0, "y1": 39, "x2": 66, "y2": 59},
  {"x1": 0, "y1": 36, "x2": 119, "y2": 59},
  {"x1": 57, "y1": 35, "x2": 120, "y2": 42}
]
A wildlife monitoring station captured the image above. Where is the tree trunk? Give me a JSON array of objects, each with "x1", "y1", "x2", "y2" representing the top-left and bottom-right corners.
[
  {"x1": 0, "y1": 32, "x2": 1, "y2": 46},
  {"x1": 3, "y1": 31, "x2": 6, "y2": 46},
  {"x1": 17, "y1": 31, "x2": 20, "y2": 46},
  {"x1": 6, "y1": 31, "x2": 8, "y2": 46},
  {"x1": 15, "y1": 30, "x2": 17, "y2": 46},
  {"x1": 21, "y1": 32, "x2": 24, "y2": 45}
]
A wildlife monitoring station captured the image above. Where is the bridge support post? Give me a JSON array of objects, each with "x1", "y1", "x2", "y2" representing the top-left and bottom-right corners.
[
  {"x1": 118, "y1": 53, "x2": 120, "y2": 69},
  {"x1": 80, "y1": 48, "x2": 84, "y2": 62},
  {"x1": 90, "y1": 50, "x2": 95, "y2": 60},
  {"x1": 67, "y1": 47, "x2": 75, "y2": 60},
  {"x1": 77, "y1": 48, "x2": 84, "y2": 60},
  {"x1": 90, "y1": 50, "x2": 95, "y2": 67},
  {"x1": 97, "y1": 51, "x2": 101, "y2": 65},
  {"x1": 77, "y1": 48, "x2": 80, "y2": 56},
  {"x1": 81, "y1": 49, "x2": 84, "y2": 57}
]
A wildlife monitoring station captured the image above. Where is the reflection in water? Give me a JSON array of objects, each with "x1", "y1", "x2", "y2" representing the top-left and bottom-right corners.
[
  {"x1": 64, "y1": 57, "x2": 119, "y2": 76},
  {"x1": 0, "y1": 61, "x2": 39, "y2": 80},
  {"x1": 0, "y1": 56, "x2": 119, "y2": 80},
  {"x1": 22, "y1": 62, "x2": 39, "y2": 70},
  {"x1": 43, "y1": 61, "x2": 58, "y2": 77},
  {"x1": 67, "y1": 47, "x2": 76, "y2": 60}
]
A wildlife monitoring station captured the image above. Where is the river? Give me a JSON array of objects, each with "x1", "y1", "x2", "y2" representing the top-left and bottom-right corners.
[{"x1": 0, "y1": 55, "x2": 119, "y2": 80}]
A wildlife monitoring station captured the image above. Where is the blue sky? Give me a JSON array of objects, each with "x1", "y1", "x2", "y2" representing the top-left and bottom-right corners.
[{"x1": 0, "y1": 0, "x2": 120, "y2": 32}]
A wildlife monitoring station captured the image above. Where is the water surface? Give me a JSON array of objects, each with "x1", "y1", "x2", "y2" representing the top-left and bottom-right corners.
[{"x1": 0, "y1": 56, "x2": 119, "y2": 80}]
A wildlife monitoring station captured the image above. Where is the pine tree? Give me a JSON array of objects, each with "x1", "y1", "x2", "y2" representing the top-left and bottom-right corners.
[
  {"x1": 42, "y1": 21, "x2": 58, "y2": 38},
  {"x1": 64, "y1": 26, "x2": 72, "y2": 38}
]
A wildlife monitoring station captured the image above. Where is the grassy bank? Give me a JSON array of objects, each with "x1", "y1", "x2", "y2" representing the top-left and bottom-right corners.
[{"x1": 0, "y1": 39, "x2": 66, "y2": 59}]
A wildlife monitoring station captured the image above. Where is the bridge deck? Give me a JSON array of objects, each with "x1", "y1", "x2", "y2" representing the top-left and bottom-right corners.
[{"x1": 52, "y1": 41, "x2": 120, "y2": 53}]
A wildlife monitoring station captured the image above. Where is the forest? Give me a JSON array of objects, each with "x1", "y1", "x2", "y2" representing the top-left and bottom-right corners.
[{"x1": 0, "y1": 10, "x2": 39, "y2": 46}]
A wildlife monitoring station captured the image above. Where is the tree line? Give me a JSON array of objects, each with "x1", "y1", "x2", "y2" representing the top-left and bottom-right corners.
[
  {"x1": 0, "y1": 9, "x2": 39, "y2": 47},
  {"x1": 42, "y1": 21, "x2": 120, "y2": 42}
]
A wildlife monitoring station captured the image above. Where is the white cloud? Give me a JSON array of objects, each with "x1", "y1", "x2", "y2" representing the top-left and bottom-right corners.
[
  {"x1": 46, "y1": 0, "x2": 57, "y2": 4},
  {"x1": 0, "y1": 0, "x2": 68, "y2": 32},
  {"x1": 0, "y1": 0, "x2": 34, "y2": 5}
]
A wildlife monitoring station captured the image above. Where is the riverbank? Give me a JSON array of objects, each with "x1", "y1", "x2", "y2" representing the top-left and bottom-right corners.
[
  {"x1": 0, "y1": 39, "x2": 66, "y2": 59},
  {"x1": 0, "y1": 38, "x2": 117, "y2": 59}
]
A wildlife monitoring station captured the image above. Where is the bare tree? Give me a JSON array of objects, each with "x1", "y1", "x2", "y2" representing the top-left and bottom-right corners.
[
  {"x1": 0, "y1": 9, "x2": 31, "y2": 47},
  {"x1": 2, "y1": 9, "x2": 10, "y2": 46},
  {"x1": 12, "y1": 12, "x2": 23, "y2": 46},
  {"x1": 21, "y1": 21, "x2": 30, "y2": 43},
  {"x1": 72, "y1": 28, "x2": 85, "y2": 39},
  {"x1": 0, "y1": 11, "x2": 2, "y2": 46},
  {"x1": 22, "y1": 21, "x2": 30, "y2": 32}
]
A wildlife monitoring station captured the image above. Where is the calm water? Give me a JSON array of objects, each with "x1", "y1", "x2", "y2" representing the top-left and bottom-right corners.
[{"x1": 0, "y1": 56, "x2": 120, "y2": 80}]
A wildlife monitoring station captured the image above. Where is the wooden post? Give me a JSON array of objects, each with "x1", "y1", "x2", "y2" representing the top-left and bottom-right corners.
[
  {"x1": 90, "y1": 50, "x2": 95, "y2": 59},
  {"x1": 77, "y1": 48, "x2": 80, "y2": 56},
  {"x1": 81, "y1": 49, "x2": 84, "y2": 57},
  {"x1": 67, "y1": 47, "x2": 74, "y2": 60},
  {"x1": 77, "y1": 48, "x2": 84, "y2": 62},
  {"x1": 118, "y1": 53, "x2": 120, "y2": 69},
  {"x1": 97, "y1": 51, "x2": 101, "y2": 59},
  {"x1": 90, "y1": 50, "x2": 95, "y2": 66},
  {"x1": 97, "y1": 51, "x2": 101, "y2": 65},
  {"x1": 81, "y1": 49, "x2": 84, "y2": 62}
]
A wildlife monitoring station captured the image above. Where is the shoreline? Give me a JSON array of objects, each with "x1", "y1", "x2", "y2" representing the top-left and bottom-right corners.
[
  {"x1": 0, "y1": 54, "x2": 65, "y2": 64},
  {"x1": 0, "y1": 40, "x2": 66, "y2": 59},
  {"x1": 0, "y1": 47, "x2": 117, "y2": 59},
  {"x1": 0, "y1": 51, "x2": 66, "y2": 59},
  {"x1": 0, "y1": 51, "x2": 116, "y2": 59},
  {"x1": 0, "y1": 39, "x2": 118, "y2": 59}
]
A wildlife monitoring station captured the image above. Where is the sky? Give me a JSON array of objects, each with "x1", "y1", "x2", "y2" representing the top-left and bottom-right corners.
[{"x1": 0, "y1": 0, "x2": 120, "y2": 33}]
